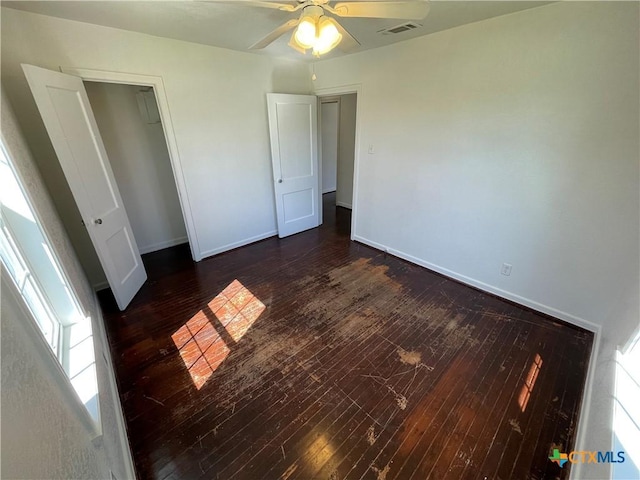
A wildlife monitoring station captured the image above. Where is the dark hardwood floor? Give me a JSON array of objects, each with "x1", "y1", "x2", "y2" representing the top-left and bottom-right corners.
[{"x1": 99, "y1": 193, "x2": 593, "y2": 480}]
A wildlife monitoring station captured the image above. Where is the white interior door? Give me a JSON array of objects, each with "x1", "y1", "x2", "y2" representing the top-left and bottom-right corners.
[
  {"x1": 22, "y1": 64, "x2": 146, "y2": 311},
  {"x1": 267, "y1": 93, "x2": 320, "y2": 238}
]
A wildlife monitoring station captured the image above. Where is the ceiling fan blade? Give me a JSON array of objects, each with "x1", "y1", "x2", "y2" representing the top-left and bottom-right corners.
[
  {"x1": 200, "y1": 1, "x2": 299, "y2": 12},
  {"x1": 334, "y1": 21, "x2": 360, "y2": 52},
  {"x1": 330, "y1": 1, "x2": 430, "y2": 19},
  {"x1": 249, "y1": 18, "x2": 300, "y2": 49}
]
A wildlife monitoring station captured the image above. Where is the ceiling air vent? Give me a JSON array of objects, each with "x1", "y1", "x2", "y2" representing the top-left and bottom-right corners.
[{"x1": 379, "y1": 22, "x2": 421, "y2": 35}]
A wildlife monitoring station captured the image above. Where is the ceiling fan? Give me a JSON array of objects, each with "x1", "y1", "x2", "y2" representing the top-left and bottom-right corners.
[{"x1": 239, "y1": 0, "x2": 431, "y2": 56}]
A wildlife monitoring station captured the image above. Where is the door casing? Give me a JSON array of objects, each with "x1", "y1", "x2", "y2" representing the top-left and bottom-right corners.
[
  {"x1": 315, "y1": 84, "x2": 362, "y2": 239},
  {"x1": 62, "y1": 67, "x2": 202, "y2": 261}
]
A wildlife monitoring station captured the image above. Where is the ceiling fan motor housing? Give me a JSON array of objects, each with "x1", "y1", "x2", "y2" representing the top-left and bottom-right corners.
[{"x1": 302, "y1": 5, "x2": 325, "y2": 20}]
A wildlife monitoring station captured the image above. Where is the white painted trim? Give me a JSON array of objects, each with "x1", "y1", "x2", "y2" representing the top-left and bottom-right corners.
[
  {"x1": 91, "y1": 292, "x2": 137, "y2": 480},
  {"x1": 199, "y1": 230, "x2": 277, "y2": 260},
  {"x1": 320, "y1": 97, "x2": 341, "y2": 104},
  {"x1": 138, "y1": 236, "x2": 188, "y2": 255},
  {"x1": 60, "y1": 67, "x2": 203, "y2": 262},
  {"x1": 319, "y1": 98, "x2": 340, "y2": 202},
  {"x1": 352, "y1": 234, "x2": 601, "y2": 332},
  {"x1": 322, "y1": 188, "x2": 337, "y2": 195},
  {"x1": 335, "y1": 201, "x2": 352, "y2": 209},
  {"x1": 314, "y1": 84, "x2": 362, "y2": 242},
  {"x1": 316, "y1": 96, "x2": 323, "y2": 225},
  {"x1": 1, "y1": 268, "x2": 102, "y2": 439},
  {"x1": 569, "y1": 329, "x2": 604, "y2": 480},
  {"x1": 93, "y1": 281, "x2": 110, "y2": 292},
  {"x1": 1, "y1": 132, "x2": 92, "y2": 318}
]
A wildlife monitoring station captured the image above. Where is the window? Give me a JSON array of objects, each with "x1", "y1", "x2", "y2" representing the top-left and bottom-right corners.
[
  {"x1": 0, "y1": 137, "x2": 100, "y2": 425},
  {"x1": 613, "y1": 329, "x2": 640, "y2": 478}
]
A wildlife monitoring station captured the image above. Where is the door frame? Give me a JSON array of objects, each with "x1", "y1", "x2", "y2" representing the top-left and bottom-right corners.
[
  {"x1": 315, "y1": 84, "x2": 361, "y2": 240},
  {"x1": 319, "y1": 96, "x2": 341, "y2": 196},
  {"x1": 61, "y1": 67, "x2": 201, "y2": 261}
]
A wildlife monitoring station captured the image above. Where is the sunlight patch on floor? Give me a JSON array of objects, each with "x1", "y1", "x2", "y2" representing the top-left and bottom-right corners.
[
  {"x1": 518, "y1": 353, "x2": 543, "y2": 412},
  {"x1": 171, "y1": 280, "x2": 265, "y2": 389}
]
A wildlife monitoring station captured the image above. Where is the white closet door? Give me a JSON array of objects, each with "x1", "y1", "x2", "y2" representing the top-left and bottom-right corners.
[{"x1": 23, "y1": 64, "x2": 146, "y2": 310}]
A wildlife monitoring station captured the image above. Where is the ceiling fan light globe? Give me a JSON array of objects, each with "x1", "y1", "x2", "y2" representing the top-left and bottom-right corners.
[
  {"x1": 313, "y1": 17, "x2": 342, "y2": 55},
  {"x1": 294, "y1": 17, "x2": 317, "y2": 49}
]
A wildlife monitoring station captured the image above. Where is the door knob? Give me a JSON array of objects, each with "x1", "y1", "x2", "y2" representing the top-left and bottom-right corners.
[
  {"x1": 94, "y1": 218, "x2": 103, "y2": 225},
  {"x1": 278, "y1": 179, "x2": 283, "y2": 183}
]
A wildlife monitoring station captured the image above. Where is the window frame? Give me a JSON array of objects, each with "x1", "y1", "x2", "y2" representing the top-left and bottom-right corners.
[{"x1": 0, "y1": 135, "x2": 102, "y2": 437}]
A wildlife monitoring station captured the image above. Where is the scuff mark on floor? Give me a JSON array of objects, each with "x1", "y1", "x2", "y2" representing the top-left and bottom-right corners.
[
  {"x1": 333, "y1": 383, "x2": 384, "y2": 427},
  {"x1": 143, "y1": 394, "x2": 165, "y2": 406},
  {"x1": 397, "y1": 347, "x2": 421, "y2": 365},
  {"x1": 366, "y1": 425, "x2": 377, "y2": 445},
  {"x1": 386, "y1": 384, "x2": 408, "y2": 410},
  {"x1": 509, "y1": 418, "x2": 523, "y2": 435},
  {"x1": 371, "y1": 463, "x2": 391, "y2": 480},
  {"x1": 396, "y1": 347, "x2": 434, "y2": 372}
]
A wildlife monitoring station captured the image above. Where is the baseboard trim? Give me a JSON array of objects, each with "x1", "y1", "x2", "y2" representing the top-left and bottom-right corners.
[
  {"x1": 199, "y1": 230, "x2": 278, "y2": 260},
  {"x1": 93, "y1": 281, "x2": 109, "y2": 292},
  {"x1": 569, "y1": 327, "x2": 605, "y2": 480},
  {"x1": 322, "y1": 188, "x2": 337, "y2": 195},
  {"x1": 352, "y1": 234, "x2": 600, "y2": 333},
  {"x1": 138, "y1": 236, "x2": 188, "y2": 255},
  {"x1": 336, "y1": 201, "x2": 352, "y2": 209},
  {"x1": 92, "y1": 292, "x2": 138, "y2": 480}
]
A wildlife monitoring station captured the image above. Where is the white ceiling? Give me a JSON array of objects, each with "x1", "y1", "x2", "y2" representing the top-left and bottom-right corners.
[{"x1": 2, "y1": 1, "x2": 553, "y2": 61}]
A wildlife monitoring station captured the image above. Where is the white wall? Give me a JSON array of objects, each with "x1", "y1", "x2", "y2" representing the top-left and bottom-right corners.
[
  {"x1": 1, "y1": 89, "x2": 134, "y2": 480},
  {"x1": 336, "y1": 93, "x2": 356, "y2": 209},
  {"x1": 312, "y1": 3, "x2": 639, "y2": 476},
  {"x1": 1, "y1": 276, "x2": 107, "y2": 480},
  {"x1": 321, "y1": 100, "x2": 339, "y2": 193},
  {"x1": 314, "y1": 1, "x2": 639, "y2": 334},
  {"x1": 85, "y1": 82, "x2": 188, "y2": 257},
  {"x1": 1, "y1": 7, "x2": 311, "y2": 285}
]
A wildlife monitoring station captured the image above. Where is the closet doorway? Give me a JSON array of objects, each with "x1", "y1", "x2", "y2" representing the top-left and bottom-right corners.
[{"x1": 85, "y1": 82, "x2": 187, "y2": 257}]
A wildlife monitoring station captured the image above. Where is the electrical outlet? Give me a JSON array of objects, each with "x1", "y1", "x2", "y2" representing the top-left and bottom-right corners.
[
  {"x1": 501, "y1": 263, "x2": 512, "y2": 276},
  {"x1": 368, "y1": 144, "x2": 375, "y2": 154}
]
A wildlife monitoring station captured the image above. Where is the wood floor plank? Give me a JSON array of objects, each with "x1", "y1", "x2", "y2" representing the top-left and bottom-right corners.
[
  {"x1": 388, "y1": 311, "x2": 502, "y2": 480},
  {"x1": 416, "y1": 314, "x2": 518, "y2": 479},
  {"x1": 98, "y1": 193, "x2": 593, "y2": 480}
]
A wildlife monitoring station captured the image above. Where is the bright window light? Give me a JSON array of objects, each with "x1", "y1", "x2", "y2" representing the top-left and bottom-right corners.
[
  {"x1": 0, "y1": 138, "x2": 100, "y2": 425},
  {"x1": 613, "y1": 329, "x2": 640, "y2": 478}
]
